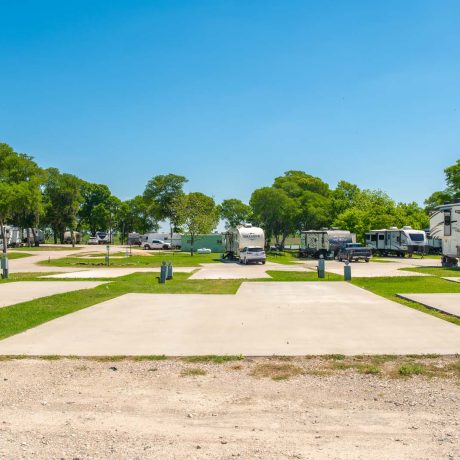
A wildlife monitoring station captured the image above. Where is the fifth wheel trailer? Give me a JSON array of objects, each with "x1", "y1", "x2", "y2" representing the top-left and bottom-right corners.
[
  {"x1": 429, "y1": 200, "x2": 460, "y2": 267},
  {"x1": 365, "y1": 227, "x2": 428, "y2": 257},
  {"x1": 223, "y1": 224, "x2": 265, "y2": 259}
]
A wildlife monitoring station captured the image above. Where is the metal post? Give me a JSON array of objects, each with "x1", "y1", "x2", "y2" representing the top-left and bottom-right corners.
[
  {"x1": 159, "y1": 261, "x2": 167, "y2": 283},
  {"x1": 344, "y1": 260, "x2": 352, "y2": 281},
  {"x1": 106, "y1": 245, "x2": 110, "y2": 266},
  {"x1": 317, "y1": 255, "x2": 325, "y2": 278},
  {"x1": 167, "y1": 262, "x2": 173, "y2": 280},
  {"x1": 1, "y1": 254, "x2": 8, "y2": 279}
]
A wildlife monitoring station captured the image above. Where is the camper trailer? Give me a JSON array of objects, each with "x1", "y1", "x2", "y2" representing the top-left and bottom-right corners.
[
  {"x1": 223, "y1": 224, "x2": 265, "y2": 260},
  {"x1": 299, "y1": 229, "x2": 355, "y2": 258},
  {"x1": 63, "y1": 231, "x2": 81, "y2": 244},
  {"x1": 425, "y1": 229, "x2": 442, "y2": 254},
  {"x1": 365, "y1": 226, "x2": 428, "y2": 257},
  {"x1": 429, "y1": 200, "x2": 460, "y2": 267}
]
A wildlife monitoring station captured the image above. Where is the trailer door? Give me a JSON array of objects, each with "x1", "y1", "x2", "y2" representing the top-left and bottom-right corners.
[
  {"x1": 377, "y1": 233, "x2": 385, "y2": 250},
  {"x1": 444, "y1": 210, "x2": 452, "y2": 236}
]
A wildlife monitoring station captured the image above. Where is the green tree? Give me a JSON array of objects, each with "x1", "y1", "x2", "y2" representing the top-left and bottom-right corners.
[
  {"x1": 0, "y1": 143, "x2": 43, "y2": 258},
  {"x1": 78, "y1": 183, "x2": 113, "y2": 235},
  {"x1": 273, "y1": 170, "x2": 331, "y2": 233},
  {"x1": 42, "y1": 168, "x2": 84, "y2": 246},
  {"x1": 425, "y1": 158, "x2": 460, "y2": 210},
  {"x1": 143, "y1": 174, "x2": 188, "y2": 240},
  {"x1": 117, "y1": 196, "x2": 159, "y2": 242},
  {"x1": 219, "y1": 198, "x2": 252, "y2": 229},
  {"x1": 176, "y1": 192, "x2": 219, "y2": 255},
  {"x1": 250, "y1": 187, "x2": 298, "y2": 248}
]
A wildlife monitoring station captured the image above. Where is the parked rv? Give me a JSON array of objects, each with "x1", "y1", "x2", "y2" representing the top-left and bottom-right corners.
[
  {"x1": 299, "y1": 229, "x2": 355, "y2": 259},
  {"x1": 223, "y1": 224, "x2": 265, "y2": 260},
  {"x1": 365, "y1": 226, "x2": 428, "y2": 257},
  {"x1": 63, "y1": 231, "x2": 81, "y2": 244},
  {"x1": 95, "y1": 231, "x2": 112, "y2": 244},
  {"x1": 429, "y1": 200, "x2": 460, "y2": 267},
  {"x1": 127, "y1": 232, "x2": 142, "y2": 246},
  {"x1": 425, "y1": 229, "x2": 442, "y2": 255}
]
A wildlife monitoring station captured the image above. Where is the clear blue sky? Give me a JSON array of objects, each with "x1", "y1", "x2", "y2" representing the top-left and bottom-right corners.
[{"x1": 1, "y1": 0, "x2": 459, "y2": 206}]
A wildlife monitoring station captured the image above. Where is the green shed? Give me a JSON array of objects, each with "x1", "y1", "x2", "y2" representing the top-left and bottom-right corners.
[{"x1": 181, "y1": 234, "x2": 224, "y2": 253}]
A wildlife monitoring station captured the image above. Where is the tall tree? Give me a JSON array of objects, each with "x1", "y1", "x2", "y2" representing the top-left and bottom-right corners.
[
  {"x1": 176, "y1": 192, "x2": 219, "y2": 255},
  {"x1": 78, "y1": 182, "x2": 113, "y2": 235},
  {"x1": 42, "y1": 168, "x2": 84, "y2": 246},
  {"x1": 219, "y1": 198, "x2": 252, "y2": 229},
  {"x1": 425, "y1": 158, "x2": 460, "y2": 210},
  {"x1": 117, "y1": 196, "x2": 159, "y2": 242},
  {"x1": 143, "y1": 174, "x2": 188, "y2": 240},
  {"x1": 250, "y1": 187, "x2": 298, "y2": 248}
]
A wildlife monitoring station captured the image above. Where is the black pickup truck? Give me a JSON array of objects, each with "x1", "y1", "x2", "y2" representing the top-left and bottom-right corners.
[{"x1": 337, "y1": 243, "x2": 372, "y2": 262}]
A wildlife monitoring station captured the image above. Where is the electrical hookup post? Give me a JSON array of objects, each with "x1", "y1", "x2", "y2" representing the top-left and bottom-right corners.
[{"x1": 1, "y1": 253, "x2": 8, "y2": 279}]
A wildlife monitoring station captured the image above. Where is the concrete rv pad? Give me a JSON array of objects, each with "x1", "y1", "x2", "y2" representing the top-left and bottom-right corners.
[
  {"x1": 189, "y1": 262, "x2": 308, "y2": 280},
  {"x1": 0, "y1": 281, "x2": 106, "y2": 309},
  {"x1": 397, "y1": 293, "x2": 460, "y2": 318},
  {"x1": 442, "y1": 277, "x2": 460, "y2": 284},
  {"x1": 1, "y1": 282, "x2": 459, "y2": 356},
  {"x1": 42, "y1": 267, "x2": 195, "y2": 279}
]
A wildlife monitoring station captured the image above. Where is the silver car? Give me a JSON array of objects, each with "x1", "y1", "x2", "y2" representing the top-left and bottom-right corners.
[{"x1": 239, "y1": 246, "x2": 266, "y2": 265}]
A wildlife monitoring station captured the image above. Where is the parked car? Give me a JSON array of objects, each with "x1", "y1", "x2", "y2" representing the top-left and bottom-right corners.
[
  {"x1": 87, "y1": 237, "x2": 98, "y2": 245},
  {"x1": 196, "y1": 248, "x2": 212, "y2": 254},
  {"x1": 337, "y1": 243, "x2": 372, "y2": 262},
  {"x1": 239, "y1": 246, "x2": 266, "y2": 265},
  {"x1": 143, "y1": 238, "x2": 171, "y2": 250}
]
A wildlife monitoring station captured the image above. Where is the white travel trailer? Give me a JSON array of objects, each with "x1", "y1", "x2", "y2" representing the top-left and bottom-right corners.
[
  {"x1": 140, "y1": 232, "x2": 182, "y2": 249},
  {"x1": 300, "y1": 229, "x2": 355, "y2": 258},
  {"x1": 365, "y1": 226, "x2": 428, "y2": 257},
  {"x1": 425, "y1": 230, "x2": 442, "y2": 254},
  {"x1": 223, "y1": 224, "x2": 265, "y2": 259},
  {"x1": 63, "y1": 231, "x2": 81, "y2": 244},
  {"x1": 429, "y1": 200, "x2": 460, "y2": 267}
]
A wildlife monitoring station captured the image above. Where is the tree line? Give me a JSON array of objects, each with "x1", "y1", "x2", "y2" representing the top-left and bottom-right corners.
[{"x1": 1, "y1": 142, "x2": 458, "y2": 251}]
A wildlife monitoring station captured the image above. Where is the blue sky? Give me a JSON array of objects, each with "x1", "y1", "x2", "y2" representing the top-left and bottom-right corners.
[{"x1": 1, "y1": 0, "x2": 459, "y2": 206}]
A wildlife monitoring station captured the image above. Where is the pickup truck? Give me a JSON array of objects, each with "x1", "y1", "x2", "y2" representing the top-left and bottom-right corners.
[{"x1": 337, "y1": 243, "x2": 372, "y2": 262}]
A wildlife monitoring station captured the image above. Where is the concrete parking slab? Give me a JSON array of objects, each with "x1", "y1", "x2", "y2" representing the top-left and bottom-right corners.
[
  {"x1": 1, "y1": 282, "x2": 459, "y2": 356},
  {"x1": 42, "y1": 267, "x2": 196, "y2": 279},
  {"x1": 397, "y1": 293, "x2": 460, "y2": 318},
  {"x1": 442, "y1": 277, "x2": 460, "y2": 284},
  {"x1": 189, "y1": 262, "x2": 309, "y2": 280},
  {"x1": 0, "y1": 281, "x2": 106, "y2": 309},
  {"x1": 303, "y1": 260, "x2": 429, "y2": 278}
]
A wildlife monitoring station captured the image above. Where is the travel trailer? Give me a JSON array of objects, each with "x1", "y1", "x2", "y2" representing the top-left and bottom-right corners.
[
  {"x1": 63, "y1": 231, "x2": 81, "y2": 244},
  {"x1": 365, "y1": 226, "x2": 428, "y2": 257},
  {"x1": 140, "y1": 232, "x2": 182, "y2": 249},
  {"x1": 425, "y1": 229, "x2": 442, "y2": 254},
  {"x1": 429, "y1": 200, "x2": 460, "y2": 267},
  {"x1": 223, "y1": 224, "x2": 265, "y2": 259},
  {"x1": 127, "y1": 232, "x2": 142, "y2": 246},
  {"x1": 299, "y1": 229, "x2": 355, "y2": 258}
]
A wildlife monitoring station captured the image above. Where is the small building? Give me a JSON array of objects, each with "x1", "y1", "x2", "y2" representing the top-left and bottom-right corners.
[{"x1": 181, "y1": 234, "x2": 224, "y2": 253}]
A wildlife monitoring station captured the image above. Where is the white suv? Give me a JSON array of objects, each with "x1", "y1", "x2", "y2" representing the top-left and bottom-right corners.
[
  {"x1": 143, "y1": 238, "x2": 171, "y2": 250},
  {"x1": 239, "y1": 246, "x2": 266, "y2": 265}
]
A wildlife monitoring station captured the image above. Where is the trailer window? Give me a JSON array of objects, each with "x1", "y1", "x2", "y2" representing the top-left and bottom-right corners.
[
  {"x1": 444, "y1": 211, "x2": 452, "y2": 237},
  {"x1": 409, "y1": 233, "x2": 425, "y2": 242},
  {"x1": 370, "y1": 234, "x2": 377, "y2": 242},
  {"x1": 378, "y1": 235, "x2": 385, "y2": 240}
]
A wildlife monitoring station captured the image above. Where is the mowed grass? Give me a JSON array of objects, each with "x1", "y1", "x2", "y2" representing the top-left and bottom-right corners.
[
  {"x1": 351, "y1": 275, "x2": 460, "y2": 326},
  {"x1": 266, "y1": 251, "x2": 300, "y2": 265},
  {"x1": 3, "y1": 252, "x2": 34, "y2": 260},
  {"x1": 400, "y1": 266, "x2": 460, "y2": 277},
  {"x1": 39, "y1": 252, "x2": 221, "y2": 268},
  {"x1": 265, "y1": 270, "x2": 343, "y2": 281}
]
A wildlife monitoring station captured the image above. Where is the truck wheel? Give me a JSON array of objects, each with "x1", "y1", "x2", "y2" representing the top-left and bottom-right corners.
[
  {"x1": 262, "y1": 260, "x2": 266, "y2": 265},
  {"x1": 144, "y1": 244, "x2": 150, "y2": 250}
]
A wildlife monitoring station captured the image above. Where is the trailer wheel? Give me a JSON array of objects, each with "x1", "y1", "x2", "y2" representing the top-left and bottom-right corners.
[
  {"x1": 365, "y1": 258, "x2": 369, "y2": 263},
  {"x1": 144, "y1": 244, "x2": 150, "y2": 250}
]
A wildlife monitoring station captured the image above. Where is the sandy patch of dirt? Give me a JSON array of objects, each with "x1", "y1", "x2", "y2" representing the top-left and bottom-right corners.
[{"x1": 0, "y1": 357, "x2": 459, "y2": 459}]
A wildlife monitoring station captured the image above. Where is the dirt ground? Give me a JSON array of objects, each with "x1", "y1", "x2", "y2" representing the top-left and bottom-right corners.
[{"x1": 0, "y1": 357, "x2": 459, "y2": 460}]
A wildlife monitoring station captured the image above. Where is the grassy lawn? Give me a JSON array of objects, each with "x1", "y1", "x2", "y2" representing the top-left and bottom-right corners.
[
  {"x1": 265, "y1": 270, "x2": 342, "y2": 281},
  {"x1": 4, "y1": 252, "x2": 34, "y2": 260},
  {"x1": 11, "y1": 246, "x2": 80, "y2": 251},
  {"x1": 38, "y1": 252, "x2": 222, "y2": 268},
  {"x1": 400, "y1": 266, "x2": 460, "y2": 277},
  {"x1": 266, "y1": 251, "x2": 300, "y2": 265},
  {"x1": 351, "y1": 275, "x2": 460, "y2": 326}
]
